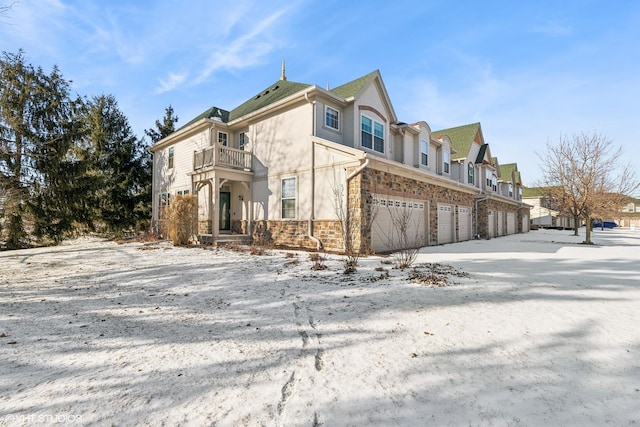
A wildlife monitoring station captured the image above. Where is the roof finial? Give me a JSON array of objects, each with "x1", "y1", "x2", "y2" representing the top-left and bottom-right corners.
[{"x1": 280, "y1": 58, "x2": 287, "y2": 81}]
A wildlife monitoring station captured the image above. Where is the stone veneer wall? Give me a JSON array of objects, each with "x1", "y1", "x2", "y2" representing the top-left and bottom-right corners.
[
  {"x1": 198, "y1": 220, "x2": 212, "y2": 235},
  {"x1": 360, "y1": 168, "x2": 475, "y2": 246},
  {"x1": 249, "y1": 220, "x2": 344, "y2": 252},
  {"x1": 476, "y1": 198, "x2": 526, "y2": 238}
]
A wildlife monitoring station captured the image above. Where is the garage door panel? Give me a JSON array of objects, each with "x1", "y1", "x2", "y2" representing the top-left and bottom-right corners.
[
  {"x1": 507, "y1": 212, "x2": 516, "y2": 235},
  {"x1": 458, "y1": 206, "x2": 471, "y2": 241},
  {"x1": 438, "y1": 204, "x2": 453, "y2": 244},
  {"x1": 372, "y1": 196, "x2": 426, "y2": 252}
]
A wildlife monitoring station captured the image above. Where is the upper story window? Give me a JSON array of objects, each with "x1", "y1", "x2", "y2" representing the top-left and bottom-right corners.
[
  {"x1": 361, "y1": 115, "x2": 384, "y2": 153},
  {"x1": 443, "y1": 150, "x2": 450, "y2": 174},
  {"x1": 508, "y1": 183, "x2": 514, "y2": 198},
  {"x1": 218, "y1": 131, "x2": 228, "y2": 146},
  {"x1": 467, "y1": 162, "x2": 474, "y2": 184},
  {"x1": 420, "y1": 140, "x2": 428, "y2": 166},
  {"x1": 325, "y1": 106, "x2": 339, "y2": 131},
  {"x1": 492, "y1": 175, "x2": 498, "y2": 192},
  {"x1": 168, "y1": 147, "x2": 174, "y2": 169},
  {"x1": 486, "y1": 170, "x2": 492, "y2": 188},
  {"x1": 281, "y1": 177, "x2": 296, "y2": 219},
  {"x1": 239, "y1": 132, "x2": 247, "y2": 150}
]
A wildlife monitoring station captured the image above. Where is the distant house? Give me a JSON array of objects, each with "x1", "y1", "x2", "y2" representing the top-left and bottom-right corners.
[
  {"x1": 150, "y1": 68, "x2": 530, "y2": 252},
  {"x1": 522, "y1": 187, "x2": 576, "y2": 229}
]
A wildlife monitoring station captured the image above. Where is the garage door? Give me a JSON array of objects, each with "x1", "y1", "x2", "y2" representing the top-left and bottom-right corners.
[
  {"x1": 371, "y1": 196, "x2": 426, "y2": 253},
  {"x1": 438, "y1": 204, "x2": 454, "y2": 244},
  {"x1": 458, "y1": 206, "x2": 472, "y2": 241},
  {"x1": 497, "y1": 211, "x2": 505, "y2": 236},
  {"x1": 488, "y1": 210, "x2": 495, "y2": 238},
  {"x1": 522, "y1": 214, "x2": 529, "y2": 233},
  {"x1": 507, "y1": 212, "x2": 516, "y2": 235}
]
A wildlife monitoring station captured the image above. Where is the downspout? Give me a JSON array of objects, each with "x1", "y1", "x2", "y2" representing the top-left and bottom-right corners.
[{"x1": 305, "y1": 91, "x2": 323, "y2": 250}]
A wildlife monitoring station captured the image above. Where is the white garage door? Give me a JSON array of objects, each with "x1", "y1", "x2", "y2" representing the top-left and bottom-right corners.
[
  {"x1": 507, "y1": 212, "x2": 516, "y2": 235},
  {"x1": 522, "y1": 214, "x2": 529, "y2": 233},
  {"x1": 497, "y1": 211, "x2": 505, "y2": 236},
  {"x1": 371, "y1": 196, "x2": 426, "y2": 253},
  {"x1": 458, "y1": 206, "x2": 472, "y2": 241},
  {"x1": 488, "y1": 210, "x2": 495, "y2": 238},
  {"x1": 438, "y1": 204, "x2": 454, "y2": 244}
]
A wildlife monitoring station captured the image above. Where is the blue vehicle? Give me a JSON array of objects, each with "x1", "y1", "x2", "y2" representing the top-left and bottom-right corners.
[{"x1": 592, "y1": 220, "x2": 617, "y2": 229}]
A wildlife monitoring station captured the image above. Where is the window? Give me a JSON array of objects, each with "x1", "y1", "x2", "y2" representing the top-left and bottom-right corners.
[
  {"x1": 467, "y1": 163, "x2": 474, "y2": 184},
  {"x1": 443, "y1": 150, "x2": 450, "y2": 174},
  {"x1": 218, "y1": 131, "x2": 228, "y2": 146},
  {"x1": 176, "y1": 189, "x2": 190, "y2": 196},
  {"x1": 420, "y1": 140, "x2": 428, "y2": 166},
  {"x1": 325, "y1": 106, "x2": 339, "y2": 131},
  {"x1": 361, "y1": 115, "x2": 384, "y2": 153},
  {"x1": 239, "y1": 132, "x2": 247, "y2": 150},
  {"x1": 486, "y1": 170, "x2": 493, "y2": 188},
  {"x1": 168, "y1": 147, "x2": 174, "y2": 169},
  {"x1": 281, "y1": 177, "x2": 296, "y2": 219},
  {"x1": 492, "y1": 175, "x2": 498, "y2": 192},
  {"x1": 508, "y1": 184, "x2": 513, "y2": 198},
  {"x1": 159, "y1": 192, "x2": 171, "y2": 220}
]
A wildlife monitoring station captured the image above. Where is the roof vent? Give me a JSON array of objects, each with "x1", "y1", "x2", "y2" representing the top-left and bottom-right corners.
[
  {"x1": 273, "y1": 85, "x2": 279, "y2": 91},
  {"x1": 255, "y1": 94, "x2": 261, "y2": 100},
  {"x1": 264, "y1": 90, "x2": 270, "y2": 95}
]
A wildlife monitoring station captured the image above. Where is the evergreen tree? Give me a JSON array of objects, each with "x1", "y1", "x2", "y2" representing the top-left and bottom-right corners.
[
  {"x1": 145, "y1": 105, "x2": 178, "y2": 144},
  {"x1": 0, "y1": 50, "x2": 84, "y2": 247},
  {"x1": 83, "y1": 94, "x2": 148, "y2": 233}
]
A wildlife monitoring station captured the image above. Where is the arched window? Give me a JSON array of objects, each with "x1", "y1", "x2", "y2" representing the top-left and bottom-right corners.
[{"x1": 467, "y1": 162, "x2": 474, "y2": 184}]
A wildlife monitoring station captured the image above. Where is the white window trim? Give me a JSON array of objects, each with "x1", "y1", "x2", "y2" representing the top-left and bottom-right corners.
[
  {"x1": 281, "y1": 177, "x2": 296, "y2": 219},
  {"x1": 218, "y1": 131, "x2": 228, "y2": 146},
  {"x1": 325, "y1": 106, "x2": 340, "y2": 131},
  {"x1": 360, "y1": 114, "x2": 385, "y2": 154},
  {"x1": 168, "y1": 147, "x2": 174, "y2": 169},
  {"x1": 420, "y1": 139, "x2": 429, "y2": 167},
  {"x1": 443, "y1": 150, "x2": 450, "y2": 174}
]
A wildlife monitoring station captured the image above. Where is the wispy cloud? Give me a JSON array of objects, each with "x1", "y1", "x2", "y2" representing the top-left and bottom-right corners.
[
  {"x1": 149, "y1": 6, "x2": 288, "y2": 94},
  {"x1": 194, "y1": 9, "x2": 287, "y2": 84},
  {"x1": 155, "y1": 72, "x2": 188, "y2": 94}
]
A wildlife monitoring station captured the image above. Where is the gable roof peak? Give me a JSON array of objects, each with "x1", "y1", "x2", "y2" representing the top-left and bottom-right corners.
[{"x1": 330, "y1": 69, "x2": 380, "y2": 99}]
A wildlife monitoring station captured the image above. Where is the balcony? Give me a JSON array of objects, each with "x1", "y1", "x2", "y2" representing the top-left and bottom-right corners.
[{"x1": 194, "y1": 145, "x2": 252, "y2": 171}]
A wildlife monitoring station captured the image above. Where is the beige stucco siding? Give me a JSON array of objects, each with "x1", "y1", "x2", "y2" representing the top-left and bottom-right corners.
[{"x1": 152, "y1": 130, "x2": 209, "y2": 220}]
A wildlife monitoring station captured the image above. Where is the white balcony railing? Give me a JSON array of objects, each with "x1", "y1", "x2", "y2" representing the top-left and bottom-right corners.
[{"x1": 194, "y1": 145, "x2": 252, "y2": 171}]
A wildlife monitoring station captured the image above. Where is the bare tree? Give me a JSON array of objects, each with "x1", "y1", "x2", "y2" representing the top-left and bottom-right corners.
[
  {"x1": 331, "y1": 171, "x2": 360, "y2": 273},
  {"x1": 373, "y1": 197, "x2": 425, "y2": 269},
  {"x1": 538, "y1": 132, "x2": 639, "y2": 244},
  {"x1": 0, "y1": 2, "x2": 18, "y2": 20}
]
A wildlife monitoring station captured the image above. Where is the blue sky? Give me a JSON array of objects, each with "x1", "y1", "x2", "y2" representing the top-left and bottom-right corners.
[{"x1": 2, "y1": 0, "x2": 639, "y2": 188}]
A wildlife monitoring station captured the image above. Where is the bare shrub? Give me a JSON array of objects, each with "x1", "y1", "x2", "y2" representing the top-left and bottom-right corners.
[
  {"x1": 309, "y1": 252, "x2": 327, "y2": 270},
  {"x1": 161, "y1": 195, "x2": 197, "y2": 245},
  {"x1": 374, "y1": 198, "x2": 425, "y2": 269},
  {"x1": 250, "y1": 245, "x2": 264, "y2": 255}
]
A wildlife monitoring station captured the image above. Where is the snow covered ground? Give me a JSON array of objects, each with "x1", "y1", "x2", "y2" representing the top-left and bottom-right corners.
[{"x1": 0, "y1": 228, "x2": 639, "y2": 426}]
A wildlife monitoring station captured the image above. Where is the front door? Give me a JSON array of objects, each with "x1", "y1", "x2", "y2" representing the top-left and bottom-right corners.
[{"x1": 219, "y1": 191, "x2": 231, "y2": 231}]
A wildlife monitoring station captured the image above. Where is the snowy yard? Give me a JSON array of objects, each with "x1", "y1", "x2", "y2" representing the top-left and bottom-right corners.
[{"x1": 1, "y1": 229, "x2": 639, "y2": 426}]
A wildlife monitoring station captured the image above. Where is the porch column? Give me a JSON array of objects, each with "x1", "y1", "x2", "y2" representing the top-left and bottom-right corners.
[
  {"x1": 211, "y1": 176, "x2": 219, "y2": 238},
  {"x1": 240, "y1": 181, "x2": 252, "y2": 236}
]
